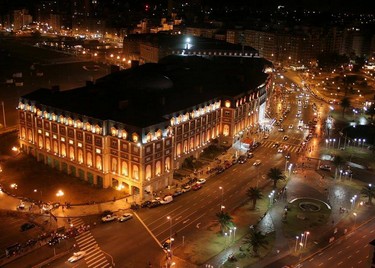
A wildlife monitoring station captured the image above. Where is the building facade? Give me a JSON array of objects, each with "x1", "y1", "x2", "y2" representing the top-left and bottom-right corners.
[{"x1": 18, "y1": 56, "x2": 271, "y2": 199}]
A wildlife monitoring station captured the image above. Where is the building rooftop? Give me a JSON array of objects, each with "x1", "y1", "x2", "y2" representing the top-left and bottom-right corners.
[{"x1": 22, "y1": 55, "x2": 270, "y2": 128}]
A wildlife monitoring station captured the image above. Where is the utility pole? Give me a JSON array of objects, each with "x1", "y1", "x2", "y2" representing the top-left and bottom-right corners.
[{"x1": 1, "y1": 101, "x2": 6, "y2": 128}]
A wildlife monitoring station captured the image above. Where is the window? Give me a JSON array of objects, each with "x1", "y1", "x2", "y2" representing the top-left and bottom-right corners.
[
  {"x1": 176, "y1": 143, "x2": 181, "y2": 156},
  {"x1": 53, "y1": 140, "x2": 58, "y2": 154},
  {"x1": 190, "y1": 137, "x2": 194, "y2": 150},
  {"x1": 78, "y1": 149, "x2": 83, "y2": 163},
  {"x1": 45, "y1": 139, "x2": 51, "y2": 151},
  {"x1": 69, "y1": 146, "x2": 75, "y2": 160},
  {"x1": 223, "y1": 125, "x2": 230, "y2": 136},
  {"x1": 121, "y1": 161, "x2": 128, "y2": 176},
  {"x1": 21, "y1": 127, "x2": 26, "y2": 139},
  {"x1": 111, "y1": 158, "x2": 118, "y2": 173},
  {"x1": 132, "y1": 165, "x2": 139, "y2": 180},
  {"x1": 155, "y1": 161, "x2": 161, "y2": 175},
  {"x1": 61, "y1": 143, "x2": 66, "y2": 157},
  {"x1": 165, "y1": 157, "x2": 170, "y2": 171},
  {"x1": 28, "y1": 129, "x2": 33, "y2": 142},
  {"x1": 87, "y1": 152, "x2": 93, "y2": 166},
  {"x1": 146, "y1": 165, "x2": 151, "y2": 179},
  {"x1": 183, "y1": 140, "x2": 188, "y2": 153},
  {"x1": 38, "y1": 136, "x2": 43, "y2": 148},
  {"x1": 96, "y1": 155, "x2": 102, "y2": 170}
]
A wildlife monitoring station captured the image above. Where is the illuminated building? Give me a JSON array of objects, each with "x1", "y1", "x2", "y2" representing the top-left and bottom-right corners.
[{"x1": 18, "y1": 55, "x2": 271, "y2": 198}]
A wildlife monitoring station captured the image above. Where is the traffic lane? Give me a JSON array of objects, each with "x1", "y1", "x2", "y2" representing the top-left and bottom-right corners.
[
  {"x1": 90, "y1": 214, "x2": 163, "y2": 267},
  {"x1": 302, "y1": 226, "x2": 374, "y2": 268}
]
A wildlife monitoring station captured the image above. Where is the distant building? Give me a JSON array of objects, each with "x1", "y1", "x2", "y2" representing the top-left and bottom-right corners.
[
  {"x1": 13, "y1": 9, "x2": 32, "y2": 31},
  {"x1": 18, "y1": 55, "x2": 271, "y2": 198}
]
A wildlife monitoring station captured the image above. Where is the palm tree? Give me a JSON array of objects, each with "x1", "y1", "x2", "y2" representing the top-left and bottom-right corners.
[
  {"x1": 361, "y1": 184, "x2": 375, "y2": 204},
  {"x1": 340, "y1": 97, "x2": 351, "y2": 117},
  {"x1": 243, "y1": 229, "x2": 268, "y2": 256},
  {"x1": 216, "y1": 211, "x2": 233, "y2": 234},
  {"x1": 267, "y1": 167, "x2": 286, "y2": 188},
  {"x1": 246, "y1": 187, "x2": 263, "y2": 210},
  {"x1": 333, "y1": 155, "x2": 345, "y2": 179}
]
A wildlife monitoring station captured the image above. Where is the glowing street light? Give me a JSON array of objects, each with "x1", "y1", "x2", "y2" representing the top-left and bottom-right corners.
[
  {"x1": 295, "y1": 236, "x2": 299, "y2": 252},
  {"x1": 56, "y1": 189, "x2": 64, "y2": 197},
  {"x1": 304, "y1": 231, "x2": 310, "y2": 247},
  {"x1": 219, "y1": 186, "x2": 224, "y2": 210}
]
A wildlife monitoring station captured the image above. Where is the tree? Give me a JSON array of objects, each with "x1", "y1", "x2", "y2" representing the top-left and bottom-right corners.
[
  {"x1": 267, "y1": 167, "x2": 286, "y2": 188},
  {"x1": 340, "y1": 97, "x2": 351, "y2": 117},
  {"x1": 216, "y1": 211, "x2": 233, "y2": 234},
  {"x1": 246, "y1": 187, "x2": 263, "y2": 210},
  {"x1": 333, "y1": 155, "x2": 345, "y2": 179},
  {"x1": 361, "y1": 184, "x2": 375, "y2": 204},
  {"x1": 243, "y1": 229, "x2": 268, "y2": 256}
]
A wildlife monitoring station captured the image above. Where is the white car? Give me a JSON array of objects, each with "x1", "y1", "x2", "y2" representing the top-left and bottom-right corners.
[
  {"x1": 101, "y1": 214, "x2": 117, "y2": 223},
  {"x1": 118, "y1": 213, "x2": 133, "y2": 222},
  {"x1": 253, "y1": 160, "x2": 261, "y2": 166},
  {"x1": 289, "y1": 124, "x2": 293, "y2": 129},
  {"x1": 182, "y1": 185, "x2": 191, "y2": 193},
  {"x1": 160, "y1": 195, "x2": 173, "y2": 204},
  {"x1": 196, "y1": 178, "x2": 206, "y2": 184},
  {"x1": 68, "y1": 251, "x2": 86, "y2": 262}
]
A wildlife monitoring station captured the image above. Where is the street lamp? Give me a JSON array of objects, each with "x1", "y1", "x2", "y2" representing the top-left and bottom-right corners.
[
  {"x1": 284, "y1": 159, "x2": 289, "y2": 173},
  {"x1": 295, "y1": 236, "x2": 299, "y2": 252},
  {"x1": 288, "y1": 163, "x2": 293, "y2": 178},
  {"x1": 56, "y1": 190, "x2": 64, "y2": 197},
  {"x1": 219, "y1": 186, "x2": 224, "y2": 211},
  {"x1": 34, "y1": 189, "x2": 43, "y2": 200},
  {"x1": 167, "y1": 216, "x2": 173, "y2": 254},
  {"x1": 233, "y1": 227, "x2": 237, "y2": 242},
  {"x1": 304, "y1": 231, "x2": 310, "y2": 247},
  {"x1": 353, "y1": 212, "x2": 357, "y2": 227}
]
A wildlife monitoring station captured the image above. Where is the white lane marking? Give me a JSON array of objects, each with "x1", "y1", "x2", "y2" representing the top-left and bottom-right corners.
[
  {"x1": 347, "y1": 255, "x2": 352, "y2": 259},
  {"x1": 338, "y1": 250, "x2": 342, "y2": 254},
  {"x1": 86, "y1": 253, "x2": 105, "y2": 264},
  {"x1": 87, "y1": 256, "x2": 107, "y2": 267},
  {"x1": 338, "y1": 261, "x2": 343, "y2": 265},
  {"x1": 318, "y1": 263, "x2": 324, "y2": 266},
  {"x1": 354, "y1": 240, "x2": 359, "y2": 244},
  {"x1": 328, "y1": 257, "x2": 333, "y2": 260},
  {"x1": 362, "y1": 235, "x2": 367, "y2": 238},
  {"x1": 80, "y1": 241, "x2": 98, "y2": 251}
]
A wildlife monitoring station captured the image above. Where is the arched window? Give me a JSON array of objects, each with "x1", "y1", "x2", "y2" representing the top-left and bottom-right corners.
[
  {"x1": 121, "y1": 161, "x2": 128, "y2": 176},
  {"x1": 45, "y1": 139, "x2": 51, "y2": 151},
  {"x1": 190, "y1": 137, "x2": 194, "y2": 150},
  {"x1": 67, "y1": 117, "x2": 73, "y2": 126},
  {"x1": 28, "y1": 129, "x2": 33, "y2": 142},
  {"x1": 196, "y1": 135, "x2": 200, "y2": 146},
  {"x1": 146, "y1": 165, "x2": 152, "y2": 179},
  {"x1": 21, "y1": 127, "x2": 26, "y2": 139},
  {"x1": 132, "y1": 133, "x2": 139, "y2": 143},
  {"x1": 223, "y1": 125, "x2": 230, "y2": 136},
  {"x1": 87, "y1": 152, "x2": 92, "y2": 166},
  {"x1": 78, "y1": 149, "x2": 83, "y2": 163},
  {"x1": 207, "y1": 129, "x2": 211, "y2": 141},
  {"x1": 176, "y1": 143, "x2": 181, "y2": 155},
  {"x1": 165, "y1": 157, "x2": 171, "y2": 171},
  {"x1": 111, "y1": 127, "x2": 117, "y2": 136},
  {"x1": 96, "y1": 155, "x2": 102, "y2": 170},
  {"x1": 155, "y1": 161, "x2": 161, "y2": 175},
  {"x1": 111, "y1": 158, "x2": 118, "y2": 172},
  {"x1": 183, "y1": 140, "x2": 188, "y2": 153},
  {"x1": 61, "y1": 143, "x2": 66, "y2": 157},
  {"x1": 85, "y1": 123, "x2": 91, "y2": 132},
  {"x1": 155, "y1": 129, "x2": 162, "y2": 139},
  {"x1": 38, "y1": 136, "x2": 43, "y2": 148},
  {"x1": 69, "y1": 146, "x2": 75, "y2": 160},
  {"x1": 132, "y1": 165, "x2": 139, "y2": 180},
  {"x1": 53, "y1": 140, "x2": 58, "y2": 154}
]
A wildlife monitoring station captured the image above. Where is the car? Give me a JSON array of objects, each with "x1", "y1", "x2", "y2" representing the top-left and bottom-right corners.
[
  {"x1": 162, "y1": 238, "x2": 174, "y2": 250},
  {"x1": 283, "y1": 135, "x2": 289, "y2": 141},
  {"x1": 285, "y1": 153, "x2": 291, "y2": 160},
  {"x1": 141, "y1": 200, "x2": 152, "y2": 208},
  {"x1": 118, "y1": 213, "x2": 133, "y2": 222},
  {"x1": 160, "y1": 195, "x2": 173, "y2": 204},
  {"x1": 319, "y1": 165, "x2": 331, "y2": 171},
  {"x1": 278, "y1": 147, "x2": 284, "y2": 153},
  {"x1": 182, "y1": 185, "x2": 192, "y2": 192},
  {"x1": 148, "y1": 200, "x2": 162, "y2": 208},
  {"x1": 192, "y1": 183, "x2": 202, "y2": 191},
  {"x1": 247, "y1": 152, "x2": 254, "y2": 159},
  {"x1": 278, "y1": 128, "x2": 285, "y2": 132},
  {"x1": 17, "y1": 202, "x2": 26, "y2": 210},
  {"x1": 263, "y1": 134, "x2": 269, "y2": 139},
  {"x1": 101, "y1": 214, "x2": 117, "y2": 223},
  {"x1": 68, "y1": 251, "x2": 86, "y2": 263},
  {"x1": 216, "y1": 166, "x2": 225, "y2": 174},
  {"x1": 173, "y1": 188, "x2": 183, "y2": 197},
  {"x1": 253, "y1": 160, "x2": 261, "y2": 166},
  {"x1": 48, "y1": 237, "x2": 61, "y2": 246},
  {"x1": 271, "y1": 142, "x2": 280, "y2": 148},
  {"x1": 238, "y1": 155, "x2": 247, "y2": 164},
  {"x1": 289, "y1": 124, "x2": 293, "y2": 129},
  {"x1": 196, "y1": 178, "x2": 206, "y2": 184},
  {"x1": 21, "y1": 223, "x2": 35, "y2": 232}
]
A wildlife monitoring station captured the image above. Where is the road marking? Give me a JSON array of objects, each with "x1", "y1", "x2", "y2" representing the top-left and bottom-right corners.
[
  {"x1": 355, "y1": 250, "x2": 360, "y2": 254},
  {"x1": 232, "y1": 168, "x2": 237, "y2": 171},
  {"x1": 93, "y1": 262, "x2": 110, "y2": 268},
  {"x1": 364, "y1": 244, "x2": 368, "y2": 248},
  {"x1": 85, "y1": 248, "x2": 102, "y2": 260},
  {"x1": 76, "y1": 231, "x2": 90, "y2": 239},
  {"x1": 80, "y1": 241, "x2": 98, "y2": 251},
  {"x1": 358, "y1": 261, "x2": 362, "y2": 264},
  {"x1": 328, "y1": 257, "x2": 333, "y2": 260},
  {"x1": 87, "y1": 256, "x2": 106, "y2": 267},
  {"x1": 175, "y1": 216, "x2": 182, "y2": 221},
  {"x1": 338, "y1": 261, "x2": 343, "y2": 265},
  {"x1": 347, "y1": 255, "x2": 352, "y2": 259},
  {"x1": 183, "y1": 219, "x2": 190, "y2": 224},
  {"x1": 318, "y1": 252, "x2": 323, "y2": 256},
  {"x1": 338, "y1": 250, "x2": 342, "y2": 254},
  {"x1": 77, "y1": 235, "x2": 94, "y2": 244},
  {"x1": 362, "y1": 235, "x2": 367, "y2": 238},
  {"x1": 196, "y1": 222, "x2": 201, "y2": 228},
  {"x1": 86, "y1": 253, "x2": 105, "y2": 264},
  {"x1": 346, "y1": 245, "x2": 350, "y2": 249},
  {"x1": 309, "y1": 258, "x2": 314, "y2": 261},
  {"x1": 370, "y1": 230, "x2": 374, "y2": 233},
  {"x1": 318, "y1": 263, "x2": 324, "y2": 266}
]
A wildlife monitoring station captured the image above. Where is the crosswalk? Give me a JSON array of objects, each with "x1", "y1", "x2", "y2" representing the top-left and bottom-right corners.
[
  {"x1": 260, "y1": 140, "x2": 303, "y2": 153},
  {"x1": 70, "y1": 218, "x2": 112, "y2": 268}
]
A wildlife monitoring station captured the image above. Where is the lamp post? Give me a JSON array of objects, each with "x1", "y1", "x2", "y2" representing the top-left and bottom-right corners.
[
  {"x1": 295, "y1": 236, "x2": 299, "y2": 252},
  {"x1": 34, "y1": 189, "x2": 43, "y2": 200},
  {"x1": 284, "y1": 159, "x2": 289, "y2": 173},
  {"x1": 288, "y1": 163, "x2": 293, "y2": 178},
  {"x1": 300, "y1": 233, "x2": 304, "y2": 249},
  {"x1": 219, "y1": 186, "x2": 224, "y2": 211},
  {"x1": 233, "y1": 227, "x2": 237, "y2": 242},
  {"x1": 304, "y1": 231, "x2": 310, "y2": 248},
  {"x1": 167, "y1": 216, "x2": 173, "y2": 255},
  {"x1": 353, "y1": 212, "x2": 357, "y2": 227}
]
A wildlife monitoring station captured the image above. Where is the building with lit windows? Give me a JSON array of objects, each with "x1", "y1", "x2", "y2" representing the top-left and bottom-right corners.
[{"x1": 17, "y1": 55, "x2": 271, "y2": 199}]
